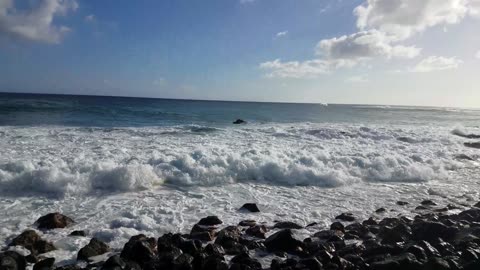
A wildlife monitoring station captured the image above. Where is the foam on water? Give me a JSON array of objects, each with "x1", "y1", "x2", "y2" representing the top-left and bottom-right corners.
[{"x1": 0, "y1": 122, "x2": 479, "y2": 264}]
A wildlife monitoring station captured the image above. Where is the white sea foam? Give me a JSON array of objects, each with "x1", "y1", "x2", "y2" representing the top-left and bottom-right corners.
[
  {"x1": 0, "y1": 122, "x2": 478, "y2": 264},
  {"x1": 0, "y1": 123, "x2": 472, "y2": 197}
]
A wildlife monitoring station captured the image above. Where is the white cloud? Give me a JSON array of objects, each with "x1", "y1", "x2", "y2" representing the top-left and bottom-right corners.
[
  {"x1": 411, "y1": 56, "x2": 463, "y2": 72},
  {"x1": 259, "y1": 58, "x2": 356, "y2": 79},
  {"x1": 316, "y1": 30, "x2": 421, "y2": 61},
  {"x1": 354, "y1": 0, "x2": 477, "y2": 40},
  {"x1": 346, "y1": 75, "x2": 369, "y2": 83},
  {"x1": 276, "y1": 31, "x2": 288, "y2": 38},
  {"x1": 475, "y1": 50, "x2": 480, "y2": 59},
  {"x1": 84, "y1": 14, "x2": 95, "y2": 23},
  {"x1": 0, "y1": 0, "x2": 78, "y2": 44}
]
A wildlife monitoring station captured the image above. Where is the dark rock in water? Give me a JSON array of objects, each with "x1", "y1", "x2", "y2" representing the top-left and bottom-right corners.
[
  {"x1": 274, "y1": 221, "x2": 303, "y2": 230},
  {"x1": 412, "y1": 221, "x2": 458, "y2": 242},
  {"x1": 455, "y1": 154, "x2": 475, "y2": 161},
  {"x1": 230, "y1": 253, "x2": 262, "y2": 270},
  {"x1": 233, "y1": 119, "x2": 246, "y2": 125},
  {"x1": 264, "y1": 229, "x2": 304, "y2": 254},
  {"x1": 198, "y1": 216, "x2": 223, "y2": 226},
  {"x1": 415, "y1": 205, "x2": 428, "y2": 211},
  {"x1": 465, "y1": 142, "x2": 480, "y2": 149},
  {"x1": 69, "y1": 231, "x2": 86, "y2": 237},
  {"x1": 363, "y1": 217, "x2": 378, "y2": 226},
  {"x1": 0, "y1": 251, "x2": 27, "y2": 270},
  {"x1": 9, "y1": 230, "x2": 55, "y2": 255},
  {"x1": 330, "y1": 222, "x2": 345, "y2": 232},
  {"x1": 397, "y1": 137, "x2": 416, "y2": 143},
  {"x1": 239, "y1": 203, "x2": 260, "y2": 213},
  {"x1": 417, "y1": 240, "x2": 441, "y2": 258},
  {"x1": 201, "y1": 255, "x2": 228, "y2": 270},
  {"x1": 397, "y1": 201, "x2": 409, "y2": 206},
  {"x1": 190, "y1": 231, "x2": 214, "y2": 242},
  {"x1": 379, "y1": 223, "x2": 412, "y2": 244},
  {"x1": 102, "y1": 255, "x2": 126, "y2": 270},
  {"x1": 77, "y1": 238, "x2": 110, "y2": 261},
  {"x1": 54, "y1": 265, "x2": 82, "y2": 270},
  {"x1": 121, "y1": 235, "x2": 156, "y2": 264},
  {"x1": 238, "y1": 220, "x2": 256, "y2": 227},
  {"x1": 375, "y1": 208, "x2": 387, "y2": 213},
  {"x1": 246, "y1": 225, "x2": 267, "y2": 239},
  {"x1": 33, "y1": 258, "x2": 55, "y2": 270},
  {"x1": 306, "y1": 222, "x2": 318, "y2": 227},
  {"x1": 214, "y1": 226, "x2": 247, "y2": 255},
  {"x1": 335, "y1": 213, "x2": 355, "y2": 222},
  {"x1": 452, "y1": 130, "x2": 480, "y2": 139},
  {"x1": 421, "y1": 200, "x2": 437, "y2": 206},
  {"x1": 475, "y1": 201, "x2": 480, "y2": 208},
  {"x1": 35, "y1": 213, "x2": 74, "y2": 230}
]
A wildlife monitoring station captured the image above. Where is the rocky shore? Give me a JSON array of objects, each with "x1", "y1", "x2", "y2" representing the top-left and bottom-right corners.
[{"x1": 2, "y1": 201, "x2": 480, "y2": 270}]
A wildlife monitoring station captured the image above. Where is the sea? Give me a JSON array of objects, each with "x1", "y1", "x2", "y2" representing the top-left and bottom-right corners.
[{"x1": 0, "y1": 92, "x2": 479, "y2": 264}]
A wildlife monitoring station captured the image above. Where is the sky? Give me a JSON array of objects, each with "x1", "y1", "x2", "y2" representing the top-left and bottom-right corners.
[{"x1": 1, "y1": 0, "x2": 480, "y2": 107}]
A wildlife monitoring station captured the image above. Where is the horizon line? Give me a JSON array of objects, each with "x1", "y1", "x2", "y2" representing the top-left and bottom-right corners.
[{"x1": 1, "y1": 91, "x2": 479, "y2": 110}]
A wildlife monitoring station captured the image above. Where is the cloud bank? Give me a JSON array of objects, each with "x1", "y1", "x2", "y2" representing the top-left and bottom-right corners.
[
  {"x1": 0, "y1": 0, "x2": 78, "y2": 44},
  {"x1": 261, "y1": 0, "x2": 479, "y2": 78}
]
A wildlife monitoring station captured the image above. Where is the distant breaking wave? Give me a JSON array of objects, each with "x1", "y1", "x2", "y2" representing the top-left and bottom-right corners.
[{"x1": 0, "y1": 123, "x2": 467, "y2": 198}]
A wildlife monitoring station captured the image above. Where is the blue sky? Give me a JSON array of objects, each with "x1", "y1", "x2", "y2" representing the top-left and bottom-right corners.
[{"x1": 1, "y1": 0, "x2": 480, "y2": 107}]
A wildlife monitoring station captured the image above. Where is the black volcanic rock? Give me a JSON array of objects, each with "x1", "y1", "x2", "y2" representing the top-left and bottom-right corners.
[
  {"x1": 233, "y1": 119, "x2": 246, "y2": 124},
  {"x1": 9, "y1": 230, "x2": 55, "y2": 255},
  {"x1": 335, "y1": 213, "x2": 355, "y2": 222},
  {"x1": 274, "y1": 221, "x2": 303, "y2": 230},
  {"x1": 264, "y1": 229, "x2": 304, "y2": 254},
  {"x1": 198, "y1": 216, "x2": 223, "y2": 226},
  {"x1": 239, "y1": 203, "x2": 260, "y2": 212},
  {"x1": 35, "y1": 213, "x2": 74, "y2": 230},
  {"x1": 77, "y1": 238, "x2": 110, "y2": 261}
]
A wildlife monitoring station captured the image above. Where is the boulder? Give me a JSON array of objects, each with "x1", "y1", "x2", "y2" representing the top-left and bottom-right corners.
[
  {"x1": 264, "y1": 229, "x2": 304, "y2": 254},
  {"x1": 0, "y1": 252, "x2": 27, "y2": 270},
  {"x1": 412, "y1": 221, "x2": 458, "y2": 242},
  {"x1": 233, "y1": 119, "x2": 246, "y2": 125},
  {"x1": 33, "y1": 258, "x2": 55, "y2": 270},
  {"x1": 8, "y1": 230, "x2": 55, "y2": 255},
  {"x1": 273, "y1": 221, "x2": 303, "y2": 230},
  {"x1": 198, "y1": 216, "x2": 222, "y2": 226},
  {"x1": 238, "y1": 220, "x2": 256, "y2": 227},
  {"x1": 69, "y1": 231, "x2": 86, "y2": 237},
  {"x1": 230, "y1": 253, "x2": 262, "y2": 270},
  {"x1": 396, "y1": 201, "x2": 409, "y2": 206},
  {"x1": 102, "y1": 255, "x2": 126, "y2": 270},
  {"x1": 77, "y1": 238, "x2": 110, "y2": 261},
  {"x1": 245, "y1": 225, "x2": 267, "y2": 239},
  {"x1": 35, "y1": 213, "x2": 74, "y2": 230},
  {"x1": 239, "y1": 203, "x2": 260, "y2": 213},
  {"x1": 121, "y1": 235, "x2": 156, "y2": 264},
  {"x1": 465, "y1": 142, "x2": 480, "y2": 149},
  {"x1": 330, "y1": 222, "x2": 345, "y2": 232},
  {"x1": 421, "y1": 200, "x2": 437, "y2": 206},
  {"x1": 335, "y1": 213, "x2": 355, "y2": 222}
]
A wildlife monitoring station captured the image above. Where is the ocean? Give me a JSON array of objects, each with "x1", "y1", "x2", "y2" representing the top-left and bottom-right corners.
[{"x1": 0, "y1": 92, "x2": 479, "y2": 264}]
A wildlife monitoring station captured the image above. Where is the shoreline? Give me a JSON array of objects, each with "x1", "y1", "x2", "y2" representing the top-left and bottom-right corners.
[{"x1": 2, "y1": 198, "x2": 480, "y2": 270}]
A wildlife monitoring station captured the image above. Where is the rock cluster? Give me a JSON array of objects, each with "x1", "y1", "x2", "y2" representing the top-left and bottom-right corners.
[{"x1": 3, "y1": 201, "x2": 480, "y2": 270}]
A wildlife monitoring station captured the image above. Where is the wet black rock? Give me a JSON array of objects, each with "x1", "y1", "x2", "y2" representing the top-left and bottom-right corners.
[
  {"x1": 465, "y1": 142, "x2": 480, "y2": 149},
  {"x1": 274, "y1": 221, "x2": 303, "y2": 230},
  {"x1": 119, "y1": 234, "x2": 156, "y2": 265},
  {"x1": 412, "y1": 221, "x2": 458, "y2": 242},
  {"x1": 239, "y1": 203, "x2": 260, "y2": 213},
  {"x1": 230, "y1": 253, "x2": 262, "y2": 270},
  {"x1": 238, "y1": 220, "x2": 256, "y2": 227},
  {"x1": 421, "y1": 200, "x2": 437, "y2": 206},
  {"x1": 0, "y1": 252, "x2": 27, "y2": 270},
  {"x1": 423, "y1": 257, "x2": 451, "y2": 270},
  {"x1": 102, "y1": 255, "x2": 126, "y2": 270},
  {"x1": 77, "y1": 238, "x2": 110, "y2": 261},
  {"x1": 35, "y1": 213, "x2": 74, "y2": 230},
  {"x1": 69, "y1": 231, "x2": 86, "y2": 237},
  {"x1": 335, "y1": 213, "x2": 355, "y2": 222},
  {"x1": 265, "y1": 229, "x2": 304, "y2": 254},
  {"x1": 33, "y1": 258, "x2": 55, "y2": 270},
  {"x1": 198, "y1": 216, "x2": 223, "y2": 226},
  {"x1": 397, "y1": 201, "x2": 409, "y2": 206},
  {"x1": 8, "y1": 230, "x2": 55, "y2": 255},
  {"x1": 375, "y1": 208, "x2": 387, "y2": 213},
  {"x1": 330, "y1": 222, "x2": 345, "y2": 232},
  {"x1": 233, "y1": 119, "x2": 246, "y2": 125},
  {"x1": 245, "y1": 225, "x2": 267, "y2": 239}
]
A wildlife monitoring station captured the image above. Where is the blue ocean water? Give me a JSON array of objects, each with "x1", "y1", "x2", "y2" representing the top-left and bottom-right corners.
[{"x1": 1, "y1": 92, "x2": 479, "y2": 127}]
